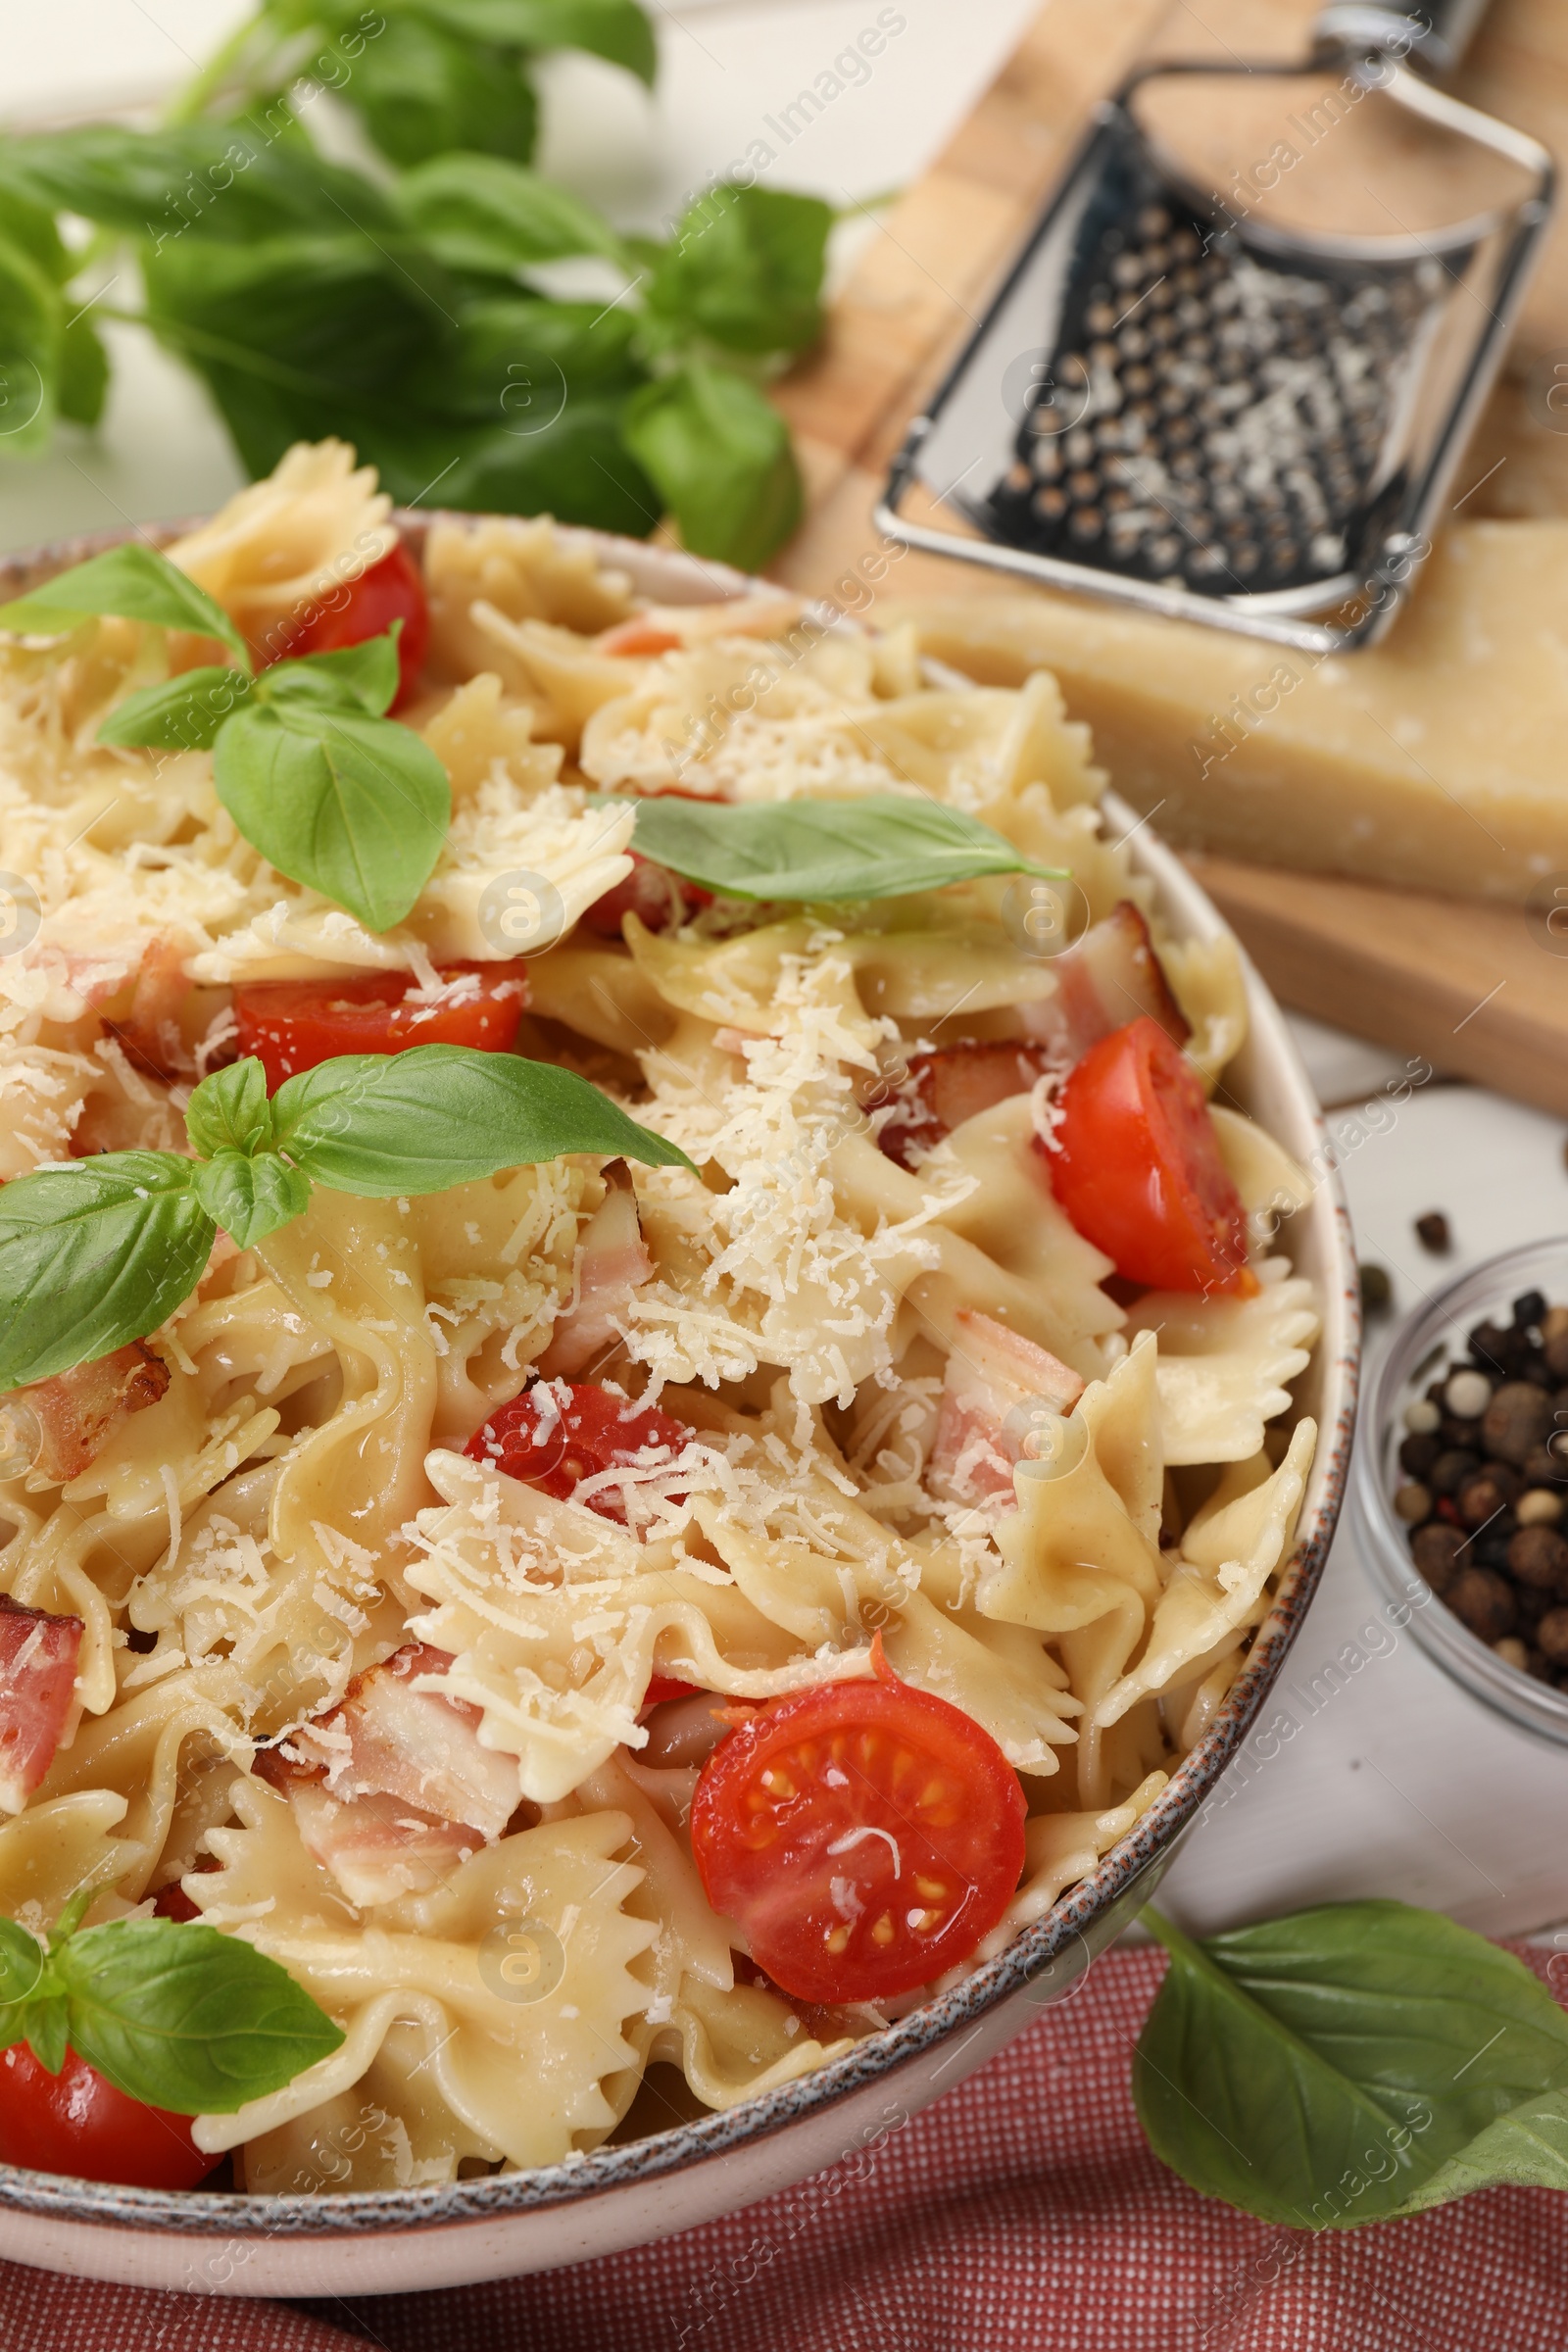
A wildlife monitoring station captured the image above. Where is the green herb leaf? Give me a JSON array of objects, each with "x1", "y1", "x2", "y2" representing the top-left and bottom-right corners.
[
  {"x1": 97, "y1": 664, "x2": 251, "y2": 753},
  {"x1": 0, "y1": 225, "x2": 61, "y2": 462},
  {"x1": 629, "y1": 793, "x2": 1061, "y2": 903},
  {"x1": 192, "y1": 1152, "x2": 313, "y2": 1250},
  {"x1": 186, "y1": 1056, "x2": 276, "y2": 1160},
  {"x1": 645, "y1": 185, "x2": 831, "y2": 358},
  {"x1": 336, "y1": 13, "x2": 541, "y2": 169},
  {"x1": 55, "y1": 1918, "x2": 343, "y2": 2114},
  {"x1": 259, "y1": 629, "x2": 401, "y2": 717},
  {"x1": 1395, "y1": 2087, "x2": 1568, "y2": 2210},
  {"x1": 0, "y1": 123, "x2": 402, "y2": 244},
  {"x1": 0, "y1": 544, "x2": 247, "y2": 665},
  {"x1": 58, "y1": 311, "x2": 110, "y2": 430},
  {"x1": 272, "y1": 1044, "x2": 694, "y2": 1194},
  {"x1": 1135, "y1": 1903, "x2": 1568, "y2": 2230},
  {"x1": 0, "y1": 1918, "x2": 45, "y2": 2007},
  {"x1": 0, "y1": 1154, "x2": 215, "y2": 1394},
  {"x1": 213, "y1": 701, "x2": 451, "y2": 934},
  {"x1": 24, "y1": 1993, "x2": 69, "y2": 2078},
  {"x1": 622, "y1": 363, "x2": 801, "y2": 570},
  {"x1": 397, "y1": 153, "x2": 628, "y2": 274},
  {"x1": 414, "y1": 0, "x2": 658, "y2": 82}
]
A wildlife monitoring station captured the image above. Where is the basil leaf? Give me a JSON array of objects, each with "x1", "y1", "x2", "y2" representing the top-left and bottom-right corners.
[
  {"x1": 23, "y1": 1994, "x2": 69, "y2": 2078},
  {"x1": 1396, "y1": 2088, "x2": 1568, "y2": 2210},
  {"x1": 0, "y1": 123, "x2": 400, "y2": 245},
  {"x1": 193, "y1": 1152, "x2": 313, "y2": 1250},
  {"x1": 1136, "y1": 1904, "x2": 1568, "y2": 2229},
  {"x1": 351, "y1": 397, "x2": 659, "y2": 538},
  {"x1": 416, "y1": 0, "x2": 658, "y2": 82},
  {"x1": 58, "y1": 311, "x2": 109, "y2": 430},
  {"x1": 213, "y1": 702, "x2": 451, "y2": 935},
  {"x1": 186, "y1": 1057, "x2": 275, "y2": 1160},
  {"x1": 338, "y1": 13, "x2": 540, "y2": 170},
  {"x1": 0, "y1": 225, "x2": 60, "y2": 462},
  {"x1": 272, "y1": 1044, "x2": 694, "y2": 1194},
  {"x1": 0, "y1": 1918, "x2": 45, "y2": 2006},
  {"x1": 0, "y1": 1154, "x2": 215, "y2": 1393},
  {"x1": 629, "y1": 794, "x2": 1061, "y2": 903},
  {"x1": 645, "y1": 185, "x2": 831, "y2": 359},
  {"x1": 397, "y1": 153, "x2": 628, "y2": 274},
  {"x1": 97, "y1": 664, "x2": 251, "y2": 753},
  {"x1": 622, "y1": 364, "x2": 802, "y2": 570},
  {"x1": 0, "y1": 544, "x2": 247, "y2": 665},
  {"x1": 258, "y1": 630, "x2": 401, "y2": 718},
  {"x1": 58, "y1": 1918, "x2": 343, "y2": 2114},
  {"x1": 409, "y1": 297, "x2": 646, "y2": 420}
]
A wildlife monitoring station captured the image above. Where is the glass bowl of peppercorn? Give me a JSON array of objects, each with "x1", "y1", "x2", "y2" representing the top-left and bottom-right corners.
[{"x1": 1354, "y1": 1239, "x2": 1568, "y2": 1742}]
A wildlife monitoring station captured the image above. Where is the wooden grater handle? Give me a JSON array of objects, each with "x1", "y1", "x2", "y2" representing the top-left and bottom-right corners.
[{"x1": 1311, "y1": 0, "x2": 1492, "y2": 78}]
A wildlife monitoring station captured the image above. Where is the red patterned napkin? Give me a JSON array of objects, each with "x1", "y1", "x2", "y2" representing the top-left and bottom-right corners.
[{"x1": 5, "y1": 1943, "x2": 1567, "y2": 2352}]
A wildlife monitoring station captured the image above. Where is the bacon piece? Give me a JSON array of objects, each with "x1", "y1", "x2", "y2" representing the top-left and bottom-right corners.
[
  {"x1": 256, "y1": 1642, "x2": 519, "y2": 1905},
  {"x1": 8, "y1": 1343, "x2": 170, "y2": 1487},
  {"x1": 538, "y1": 1184, "x2": 654, "y2": 1378},
  {"x1": 931, "y1": 1310, "x2": 1085, "y2": 1509},
  {"x1": 878, "y1": 1040, "x2": 1055, "y2": 1171},
  {"x1": 0, "y1": 1594, "x2": 83, "y2": 1815},
  {"x1": 878, "y1": 904, "x2": 1188, "y2": 1168},
  {"x1": 1019, "y1": 901, "x2": 1189, "y2": 1064}
]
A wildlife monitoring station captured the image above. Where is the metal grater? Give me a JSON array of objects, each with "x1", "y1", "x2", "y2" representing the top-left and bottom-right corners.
[{"x1": 878, "y1": 0, "x2": 1555, "y2": 654}]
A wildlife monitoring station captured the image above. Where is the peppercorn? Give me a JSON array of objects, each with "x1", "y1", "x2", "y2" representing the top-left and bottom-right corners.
[
  {"x1": 1483, "y1": 1382, "x2": 1555, "y2": 1467},
  {"x1": 1404, "y1": 1398, "x2": 1442, "y2": 1437},
  {"x1": 1468, "y1": 1320, "x2": 1515, "y2": 1374},
  {"x1": 1446, "y1": 1568, "x2": 1517, "y2": 1643},
  {"x1": 1516, "y1": 1489, "x2": 1564, "y2": 1527},
  {"x1": 1428, "y1": 1447, "x2": 1481, "y2": 1496},
  {"x1": 1494, "y1": 1637, "x2": 1531, "y2": 1672},
  {"x1": 1395, "y1": 1482, "x2": 1433, "y2": 1525},
  {"x1": 1517, "y1": 1583, "x2": 1554, "y2": 1629},
  {"x1": 1359, "y1": 1264, "x2": 1392, "y2": 1316},
  {"x1": 1456, "y1": 1466, "x2": 1522, "y2": 1527},
  {"x1": 1474, "y1": 1529, "x2": 1518, "y2": 1572},
  {"x1": 1515, "y1": 1290, "x2": 1549, "y2": 1331},
  {"x1": 1398, "y1": 1431, "x2": 1442, "y2": 1481},
  {"x1": 1536, "y1": 1607, "x2": 1568, "y2": 1665},
  {"x1": 1507, "y1": 1523, "x2": 1568, "y2": 1592},
  {"x1": 1415, "y1": 1211, "x2": 1451, "y2": 1254},
  {"x1": 1445, "y1": 1367, "x2": 1494, "y2": 1421},
  {"x1": 1546, "y1": 1317, "x2": 1568, "y2": 1381},
  {"x1": 1411, "y1": 1522, "x2": 1464, "y2": 1592},
  {"x1": 1523, "y1": 1443, "x2": 1568, "y2": 1487}
]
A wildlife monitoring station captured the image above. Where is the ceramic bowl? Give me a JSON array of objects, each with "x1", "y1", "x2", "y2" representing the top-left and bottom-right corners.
[{"x1": 0, "y1": 517, "x2": 1360, "y2": 2296}]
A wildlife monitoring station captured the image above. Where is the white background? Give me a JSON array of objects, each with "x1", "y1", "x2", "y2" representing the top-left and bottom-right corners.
[{"x1": 2, "y1": 0, "x2": 1566, "y2": 1939}]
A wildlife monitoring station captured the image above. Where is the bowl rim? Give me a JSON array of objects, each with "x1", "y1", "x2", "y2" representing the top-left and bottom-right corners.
[
  {"x1": 0, "y1": 512, "x2": 1361, "y2": 2238},
  {"x1": 1354, "y1": 1233, "x2": 1568, "y2": 1746}
]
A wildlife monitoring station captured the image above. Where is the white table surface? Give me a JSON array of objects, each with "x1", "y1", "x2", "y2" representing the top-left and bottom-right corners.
[{"x1": 3, "y1": 0, "x2": 1566, "y2": 1943}]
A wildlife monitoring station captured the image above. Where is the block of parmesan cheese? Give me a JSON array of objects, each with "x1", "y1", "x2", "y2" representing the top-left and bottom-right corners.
[{"x1": 885, "y1": 521, "x2": 1568, "y2": 903}]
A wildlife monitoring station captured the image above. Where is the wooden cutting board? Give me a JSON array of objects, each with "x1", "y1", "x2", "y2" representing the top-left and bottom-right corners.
[{"x1": 768, "y1": 0, "x2": 1568, "y2": 1117}]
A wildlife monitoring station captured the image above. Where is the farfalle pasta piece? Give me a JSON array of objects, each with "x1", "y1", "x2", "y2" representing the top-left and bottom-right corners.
[
  {"x1": 167, "y1": 439, "x2": 393, "y2": 660},
  {"x1": 423, "y1": 513, "x2": 634, "y2": 682},
  {"x1": 1120, "y1": 1259, "x2": 1320, "y2": 1465},
  {"x1": 1092, "y1": 1421, "x2": 1315, "y2": 1731}
]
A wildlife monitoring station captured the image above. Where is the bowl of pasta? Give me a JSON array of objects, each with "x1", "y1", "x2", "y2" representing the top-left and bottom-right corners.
[{"x1": 0, "y1": 443, "x2": 1356, "y2": 2296}]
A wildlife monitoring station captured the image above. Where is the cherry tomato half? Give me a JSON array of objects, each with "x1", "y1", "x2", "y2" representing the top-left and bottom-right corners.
[
  {"x1": 580, "y1": 853, "x2": 712, "y2": 940},
  {"x1": 232, "y1": 962, "x2": 529, "y2": 1092},
  {"x1": 0, "y1": 2042, "x2": 217, "y2": 2190},
  {"x1": 1045, "y1": 1014, "x2": 1255, "y2": 1296},
  {"x1": 465, "y1": 1381, "x2": 691, "y2": 1524},
  {"x1": 265, "y1": 541, "x2": 430, "y2": 710},
  {"x1": 691, "y1": 1665, "x2": 1026, "y2": 2004}
]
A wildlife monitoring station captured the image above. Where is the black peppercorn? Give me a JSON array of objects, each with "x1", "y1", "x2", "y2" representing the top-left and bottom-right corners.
[
  {"x1": 1415, "y1": 1211, "x2": 1450, "y2": 1254},
  {"x1": 1483, "y1": 1382, "x2": 1556, "y2": 1467},
  {"x1": 1446, "y1": 1568, "x2": 1517, "y2": 1643},
  {"x1": 1411, "y1": 1522, "x2": 1464, "y2": 1592},
  {"x1": 1428, "y1": 1448, "x2": 1481, "y2": 1496},
  {"x1": 1515, "y1": 1290, "x2": 1548, "y2": 1330},
  {"x1": 1398, "y1": 1432, "x2": 1442, "y2": 1481},
  {"x1": 1508, "y1": 1523, "x2": 1568, "y2": 1592}
]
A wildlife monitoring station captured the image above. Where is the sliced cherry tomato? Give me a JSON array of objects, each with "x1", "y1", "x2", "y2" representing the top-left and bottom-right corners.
[
  {"x1": 1045, "y1": 1014, "x2": 1255, "y2": 1296},
  {"x1": 642, "y1": 1677, "x2": 701, "y2": 1710},
  {"x1": 690, "y1": 1659, "x2": 1026, "y2": 2004},
  {"x1": 464, "y1": 1380, "x2": 691, "y2": 1523},
  {"x1": 264, "y1": 540, "x2": 429, "y2": 710},
  {"x1": 232, "y1": 962, "x2": 528, "y2": 1091},
  {"x1": 0, "y1": 2043, "x2": 217, "y2": 2189},
  {"x1": 581, "y1": 853, "x2": 711, "y2": 939}
]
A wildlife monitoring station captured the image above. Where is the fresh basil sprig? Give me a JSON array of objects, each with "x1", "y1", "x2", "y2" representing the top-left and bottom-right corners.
[
  {"x1": 0, "y1": 1044, "x2": 692, "y2": 1392},
  {"x1": 0, "y1": 1891, "x2": 342, "y2": 2115},
  {"x1": 0, "y1": 549, "x2": 448, "y2": 934},
  {"x1": 1136, "y1": 1901, "x2": 1568, "y2": 2228},
  {"x1": 628, "y1": 794, "x2": 1066, "y2": 904}
]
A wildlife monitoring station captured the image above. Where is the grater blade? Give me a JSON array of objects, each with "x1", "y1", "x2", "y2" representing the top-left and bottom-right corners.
[{"x1": 878, "y1": 56, "x2": 1554, "y2": 654}]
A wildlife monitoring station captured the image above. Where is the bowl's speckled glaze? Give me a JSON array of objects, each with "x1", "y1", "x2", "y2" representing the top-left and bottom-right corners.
[{"x1": 0, "y1": 517, "x2": 1360, "y2": 2297}]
